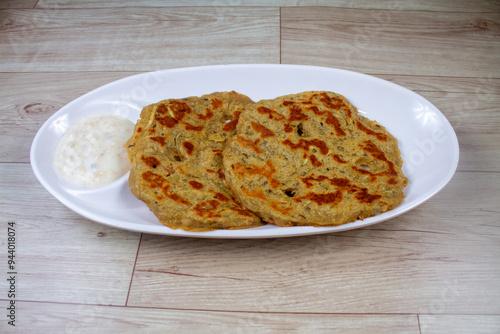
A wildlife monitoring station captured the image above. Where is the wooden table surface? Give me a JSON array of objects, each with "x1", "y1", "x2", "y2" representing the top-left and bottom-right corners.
[{"x1": 1, "y1": 0, "x2": 499, "y2": 333}]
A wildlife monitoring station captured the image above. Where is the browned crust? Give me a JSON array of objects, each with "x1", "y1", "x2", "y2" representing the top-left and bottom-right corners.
[
  {"x1": 223, "y1": 91, "x2": 408, "y2": 227},
  {"x1": 127, "y1": 91, "x2": 263, "y2": 231}
]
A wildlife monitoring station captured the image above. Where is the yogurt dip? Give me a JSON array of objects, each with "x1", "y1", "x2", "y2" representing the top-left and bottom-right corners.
[{"x1": 54, "y1": 114, "x2": 134, "y2": 187}]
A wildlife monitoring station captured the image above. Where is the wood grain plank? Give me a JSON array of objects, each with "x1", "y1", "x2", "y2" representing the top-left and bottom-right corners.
[
  {"x1": 0, "y1": 163, "x2": 141, "y2": 305},
  {"x1": 0, "y1": 7, "x2": 280, "y2": 72},
  {"x1": 451, "y1": 132, "x2": 500, "y2": 173},
  {"x1": 420, "y1": 315, "x2": 500, "y2": 334},
  {"x1": 128, "y1": 172, "x2": 500, "y2": 314},
  {"x1": 7, "y1": 301, "x2": 419, "y2": 333},
  {"x1": 376, "y1": 74, "x2": 500, "y2": 95},
  {"x1": 35, "y1": 0, "x2": 500, "y2": 12},
  {"x1": 0, "y1": 0, "x2": 37, "y2": 9},
  {"x1": 1, "y1": 1, "x2": 498, "y2": 330},
  {"x1": 281, "y1": 8, "x2": 500, "y2": 78}
]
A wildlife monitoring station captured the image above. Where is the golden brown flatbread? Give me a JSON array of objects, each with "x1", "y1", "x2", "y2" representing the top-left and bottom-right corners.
[
  {"x1": 126, "y1": 92, "x2": 263, "y2": 231},
  {"x1": 223, "y1": 91, "x2": 408, "y2": 227}
]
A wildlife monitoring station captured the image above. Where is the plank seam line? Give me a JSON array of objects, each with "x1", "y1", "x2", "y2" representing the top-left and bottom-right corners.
[{"x1": 125, "y1": 233, "x2": 143, "y2": 307}]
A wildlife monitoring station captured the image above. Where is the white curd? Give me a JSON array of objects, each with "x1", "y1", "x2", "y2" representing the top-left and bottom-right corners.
[{"x1": 54, "y1": 114, "x2": 134, "y2": 187}]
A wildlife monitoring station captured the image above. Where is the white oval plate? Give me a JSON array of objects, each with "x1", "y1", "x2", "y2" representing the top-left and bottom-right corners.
[{"x1": 31, "y1": 64, "x2": 459, "y2": 238}]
